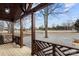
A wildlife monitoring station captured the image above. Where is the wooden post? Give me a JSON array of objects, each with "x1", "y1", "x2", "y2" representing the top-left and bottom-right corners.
[
  {"x1": 53, "y1": 44, "x2": 56, "y2": 56},
  {"x1": 31, "y1": 12, "x2": 35, "y2": 55},
  {"x1": 20, "y1": 18, "x2": 23, "y2": 48},
  {"x1": 12, "y1": 22, "x2": 14, "y2": 42}
]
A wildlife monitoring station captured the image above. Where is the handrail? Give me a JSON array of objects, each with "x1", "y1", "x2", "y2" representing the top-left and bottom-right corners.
[{"x1": 35, "y1": 40, "x2": 79, "y2": 50}]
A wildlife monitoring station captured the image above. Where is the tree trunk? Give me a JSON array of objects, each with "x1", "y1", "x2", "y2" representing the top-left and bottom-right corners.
[
  {"x1": 7, "y1": 22, "x2": 13, "y2": 33},
  {"x1": 44, "y1": 14, "x2": 48, "y2": 38}
]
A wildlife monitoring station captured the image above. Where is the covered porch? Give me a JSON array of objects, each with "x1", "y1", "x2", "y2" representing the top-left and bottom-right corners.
[
  {"x1": 0, "y1": 3, "x2": 50, "y2": 56},
  {"x1": 0, "y1": 3, "x2": 79, "y2": 56}
]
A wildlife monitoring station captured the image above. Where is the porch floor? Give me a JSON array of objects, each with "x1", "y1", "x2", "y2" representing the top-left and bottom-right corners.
[{"x1": 0, "y1": 43, "x2": 31, "y2": 56}]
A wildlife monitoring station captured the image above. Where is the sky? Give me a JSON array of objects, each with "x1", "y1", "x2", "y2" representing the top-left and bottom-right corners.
[
  {"x1": 1, "y1": 3, "x2": 79, "y2": 29},
  {"x1": 33, "y1": 3, "x2": 79, "y2": 28}
]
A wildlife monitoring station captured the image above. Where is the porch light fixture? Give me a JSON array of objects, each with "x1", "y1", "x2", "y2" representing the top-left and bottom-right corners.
[{"x1": 5, "y1": 8, "x2": 10, "y2": 14}]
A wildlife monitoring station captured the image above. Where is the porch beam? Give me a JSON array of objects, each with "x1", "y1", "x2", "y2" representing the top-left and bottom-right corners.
[{"x1": 18, "y1": 3, "x2": 52, "y2": 20}]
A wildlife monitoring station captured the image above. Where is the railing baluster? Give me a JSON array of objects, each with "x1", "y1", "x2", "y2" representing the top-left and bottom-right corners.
[{"x1": 52, "y1": 44, "x2": 56, "y2": 56}]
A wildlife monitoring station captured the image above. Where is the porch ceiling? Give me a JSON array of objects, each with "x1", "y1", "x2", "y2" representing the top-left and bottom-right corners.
[
  {"x1": 0, "y1": 3, "x2": 26, "y2": 22},
  {"x1": 0, "y1": 3, "x2": 51, "y2": 22}
]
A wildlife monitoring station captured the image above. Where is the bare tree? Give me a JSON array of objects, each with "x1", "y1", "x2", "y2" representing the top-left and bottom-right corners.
[
  {"x1": 22, "y1": 15, "x2": 31, "y2": 30},
  {"x1": 0, "y1": 21, "x2": 4, "y2": 33},
  {"x1": 40, "y1": 3, "x2": 68, "y2": 38},
  {"x1": 6, "y1": 21, "x2": 13, "y2": 33}
]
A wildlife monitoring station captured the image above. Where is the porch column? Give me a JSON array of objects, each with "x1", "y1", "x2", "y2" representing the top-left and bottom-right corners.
[
  {"x1": 12, "y1": 22, "x2": 14, "y2": 42},
  {"x1": 20, "y1": 18, "x2": 23, "y2": 48},
  {"x1": 31, "y1": 12, "x2": 35, "y2": 55}
]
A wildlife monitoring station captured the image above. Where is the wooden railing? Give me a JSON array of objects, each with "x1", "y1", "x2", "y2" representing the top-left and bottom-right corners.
[{"x1": 32, "y1": 40, "x2": 79, "y2": 56}]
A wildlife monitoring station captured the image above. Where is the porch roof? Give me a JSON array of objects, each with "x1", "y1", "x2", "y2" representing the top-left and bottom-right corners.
[{"x1": 0, "y1": 3, "x2": 51, "y2": 22}]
